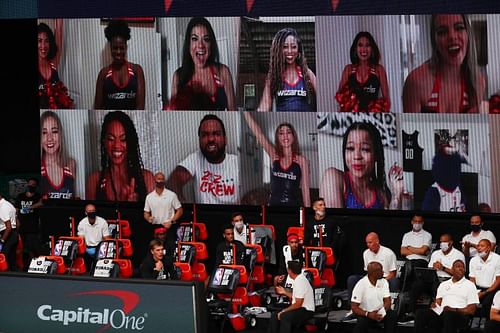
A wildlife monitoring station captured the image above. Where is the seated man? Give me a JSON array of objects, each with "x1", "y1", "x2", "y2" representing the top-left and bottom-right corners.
[
  {"x1": 231, "y1": 212, "x2": 248, "y2": 244},
  {"x1": 214, "y1": 224, "x2": 245, "y2": 267},
  {"x1": 484, "y1": 290, "x2": 500, "y2": 333},
  {"x1": 351, "y1": 261, "x2": 397, "y2": 333},
  {"x1": 469, "y1": 239, "x2": 500, "y2": 317},
  {"x1": 77, "y1": 204, "x2": 112, "y2": 270},
  {"x1": 409, "y1": 233, "x2": 466, "y2": 315},
  {"x1": 139, "y1": 239, "x2": 177, "y2": 280},
  {"x1": 268, "y1": 260, "x2": 315, "y2": 333},
  {"x1": 415, "y1": 259, "x2": 479, "y2": 333},
  {"x1": 274, "y1": 233, "x2": 305, "y2": 288},
  {"x1": 461, "y1": 215, "x2": 496, "y2": 259},
  {"x1": 347, "y1": 232, "x2": 398, "y2": 300}
]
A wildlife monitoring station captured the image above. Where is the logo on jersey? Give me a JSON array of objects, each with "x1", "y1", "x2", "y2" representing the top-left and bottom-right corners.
[{"x1": 200, "y1": 170, "x2": 235, "y2": 197}]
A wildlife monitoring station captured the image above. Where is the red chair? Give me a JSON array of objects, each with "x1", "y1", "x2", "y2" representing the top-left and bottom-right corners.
[
  {"x1": 174, "y1": 262, "x2": 193, "y2": 281},
  {"x1": 107, "y1": 219, "x2": 132, "y2": 238},
  {"x1": 191, "y1": 262, "x2": 208, "y2": 281},
  {"x1": 113, "y1": 259, "x2": 133, "y2": 278},
  {"x1": 0, "y1": 253, "x2": 7, "y2": 271}
]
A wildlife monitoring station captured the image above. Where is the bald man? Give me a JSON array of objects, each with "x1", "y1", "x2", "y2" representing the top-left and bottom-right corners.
[
  {"x1": 144, "y1": 172, "x2": 183, "y2": 254},
  {"x1": 351, "y1": 262, "x2": 397, "y2": 333},
  {"x1": 345, "y1": 233, "x2": 397, "y2": 319},
  {"x1": 77, "y1": 204, "x2": 112, "y2": 270},
  {"x1": 469, "y1": 239, "x2": 500, "y2": 317}
]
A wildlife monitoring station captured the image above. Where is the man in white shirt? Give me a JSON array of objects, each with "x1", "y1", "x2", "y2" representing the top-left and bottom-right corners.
[
  {"x1": 0, "y1": 193, "x2": 18, "y2": 270},
  {"x1": 351, "y1": 261, "x2": 397, "y2": 333},
  {"x1": 462, "y1": 215, "x2": 496, "y2": 258},
  {"x1": 167, "y1": 114, "x2": 239, "y2": 205},
  {"x1": 484, "y1": 290, "x2": 500, "y2": 333},
  {"x1": 269, "y1": 260, "x2": 315, "y2": 333},
  {"x1": 469, "y1": 239, "x2": 500, "y2": 317},
  {"x1": 144, "y1": 172, "x2": 183, "y2": 254},
  {"x1": 77, "y1": 204, "x2": 111, "y2": 270},
  {"x1": 415, "y1": 259, "x2": 479, "y2": 333},
  {"x1": 400, "y1": 214, "x2": 432, "y2": 266},
  {"x1": 347, "y1": 232, "x2": 398, "y2": 301},
  {"x1": 231, "y1": 212, "x2": 247, "y2": 244},
  {"x1": 428, "y1": 233, "x2": 465, "y2": 280},
  {"x1": 400, "y1": 214, "x2": 433, "y2": 318}
]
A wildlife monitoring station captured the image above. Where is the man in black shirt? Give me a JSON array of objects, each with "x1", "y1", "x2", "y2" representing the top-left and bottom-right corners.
[
  {"x1": 139, "y1": 239, "x2": 177, "y2": 280},
  {"x1": 304, "y1": 197, "x2": 344, "y2": 265},
  {"x1": 15, "y1": 178, "x2": 43, "y2": 270},
  {"x1": 214, "y1": 224, "x2": 246, "y2": 267}
]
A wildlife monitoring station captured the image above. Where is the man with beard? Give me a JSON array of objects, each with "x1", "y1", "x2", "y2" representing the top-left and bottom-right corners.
[{"x1": 167, "y1": 114, "x2": 239, "y2": 204}]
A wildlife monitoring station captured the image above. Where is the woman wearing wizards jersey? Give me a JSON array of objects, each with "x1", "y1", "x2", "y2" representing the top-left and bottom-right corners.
[
  {"x1": 336, "y1": 31, "x2": 390, "y2": 112},
  {"x1": 257, "y1": 28, "x2": 316, "y2": 112},
  {"x1": 244, "y1": 112, "x2": 310, "y2": 207},
  {"x1": 40, "y1": 111, "x2": 76, "y2": 200},
  {"x1": 86, "y1": 111, "x2": 154, "y2": 202},
  {"x1": 38, "y1": 20, "x2": 73, "y2": 109},
  {"x1": 168, "y1": 17, "x2": 236, "y2": 111},
  {"x1": 403, "y1": 14, "x2": 485, "y2": 113},
  {"x1": 94, "y1": 20, "x2": 145, "y2": 110},
  {"x1": 320, "y1": 122, "x2": 403, "y2": 209}
]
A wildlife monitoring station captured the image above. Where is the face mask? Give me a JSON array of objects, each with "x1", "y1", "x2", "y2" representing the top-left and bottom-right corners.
[
  {"x1": 412, "y1": 223, "x2": 423, "y2": 232},
  {"x1": 478, "y1": 251, "x2": 488, "y2": 258},
  {"x1": 234, "y1": 221, "x2": 244, "y2": 231},
  {"x1": 28, "y1": 186, "x2": 37, "y2": 193},
  {"x1": 315, "y1": 210, "x2": 326, "y2": 217},
  {"x1": 155, "y1": 181, "x2": 165, "y2": 188},
  {"x1": 87, "y1": 211, "x2": 97, "y2": 219},
  {"x1": 440, "y1": 242, "x2": 450, "y2": 252},
  {"x1": 471, "y1": 225, "x2": 481, "y2": 233}
]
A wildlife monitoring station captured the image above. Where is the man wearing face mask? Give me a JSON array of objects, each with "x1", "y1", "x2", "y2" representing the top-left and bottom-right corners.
[
  {"x1": 77, "y1": 204, "x2": 111, "y2": 271},
  {"x1": 144, "y1": 172, "x2": 183, "y2": 255},
  {"x1": 400, "y1": 214, "x2": 433, "y2": 320},
  {"x1": 15, "y1": 178, "x2": 43, "y2": 270},
  {"x1": 304, "y1": 197, "x2": 343, "y2": 263},
  {"x1": 429, "y1": 234, "x2": 465, "y2": 281},
  {"x1": 274, "y1": 233, "x2": 305, "y2": 288},
  {"x1": 231, "y1": 212, "x2": 247, "y2": 244},
  {"x1": 461, "y1": 215, "x2": 496, "y2": 258},
  {"x1": 468, "y1": 239, "x2": 500, "y2": 318}
]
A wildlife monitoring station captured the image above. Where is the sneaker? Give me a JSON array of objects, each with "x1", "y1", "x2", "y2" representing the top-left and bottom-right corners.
[{"x1": 342, "y1": 310, "x2": 357, "y2": 322}]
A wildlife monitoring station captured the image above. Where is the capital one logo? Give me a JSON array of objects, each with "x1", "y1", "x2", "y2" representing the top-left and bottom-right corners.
[{"x1": 36, "y1": 290, "x2": 146, "y2": 332}]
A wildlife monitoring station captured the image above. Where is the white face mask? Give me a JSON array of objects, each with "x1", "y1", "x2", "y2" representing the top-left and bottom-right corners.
[
  {"x1": 440, "y1": 242, "x2": 450, "y2": 252},
  {"x1": 315, "y1": 210, "x2": 326, "y2": 217},
  {"x1": 478, "y1": 251, "x2": 488, "y2": 258},
  {"x1": 234, "y1": 221, "x2": 244, "y2": 231},
  {"x1": 412, "y1": 223, "x2": 423, "y2": 232}
]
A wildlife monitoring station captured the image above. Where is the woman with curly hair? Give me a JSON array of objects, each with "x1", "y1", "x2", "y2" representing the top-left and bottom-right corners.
[
  {"x1": 336, "y1": 31, "x2": 390, "y2": 112},
  {"x1": 86, "y1": 111, "x2": 154, "y2": 202},
  {"x1": 258, "y1": 27, "x2": 316, "y2": 112},
  {"x1": 38, "y1": 20, "x2": 73, "y2": 109},
  {"x1": 320, "y1": 122, "x2": 402, "y2": 209},
  {"x1": 94, "y1": 20, "x2": 145, "y2": 110},
  {"x1": 168, "y1": 17, "x2": 235, "y2": 111},
  {"x1": 244, "y1": 112, "x2": 310, "y2": 207},
  {"x1": 403, "y1": 14, "x2": 485, "y2": 113},
  {"x1": 40, "y1": 111, "x2": 76, "y2": 199}
]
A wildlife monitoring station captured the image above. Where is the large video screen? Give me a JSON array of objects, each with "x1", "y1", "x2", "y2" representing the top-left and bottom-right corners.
[{"x1": 38, "y1": 15, "x2": 500, "y2": 213}]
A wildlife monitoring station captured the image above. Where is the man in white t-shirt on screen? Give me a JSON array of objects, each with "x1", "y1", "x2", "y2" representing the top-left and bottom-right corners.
[
  {"x1": 269, "y1": 260, "x2": 315, "y2": 333},
  {"x1": 167, "y1": 114, "x2": 239, "y2": 205}
]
